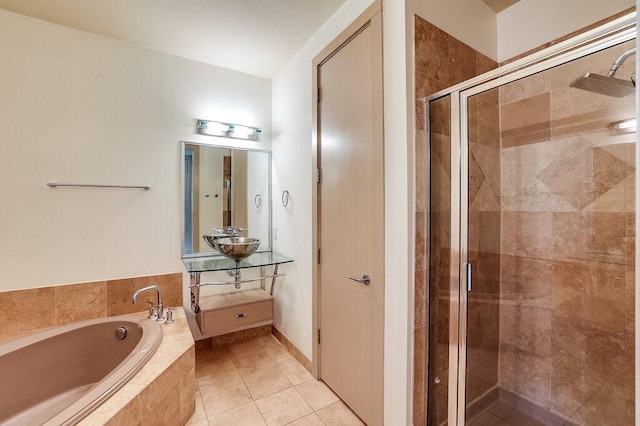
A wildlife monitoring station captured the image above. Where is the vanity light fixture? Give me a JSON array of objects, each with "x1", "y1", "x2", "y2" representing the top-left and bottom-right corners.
[{"x1": 196, "y1": 119, "x2": 262, "y2": 141}]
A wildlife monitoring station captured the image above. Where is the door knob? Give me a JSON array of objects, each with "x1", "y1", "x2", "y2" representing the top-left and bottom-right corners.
[{"x1": 349, "y1": 275, "x2": 371, "y2": 285}]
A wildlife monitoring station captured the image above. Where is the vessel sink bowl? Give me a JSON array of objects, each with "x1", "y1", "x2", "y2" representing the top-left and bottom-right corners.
[
  {"x1": 202, "y1": 234, "x2": 231, "y2": 250},
  {"x1": 213, "y1": 237, "x2": 261, "y2": 261}
]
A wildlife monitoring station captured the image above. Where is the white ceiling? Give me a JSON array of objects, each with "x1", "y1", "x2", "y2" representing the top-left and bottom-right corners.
[{"x1": 0, "y1": 0, "x2": 346, "y2": 79}]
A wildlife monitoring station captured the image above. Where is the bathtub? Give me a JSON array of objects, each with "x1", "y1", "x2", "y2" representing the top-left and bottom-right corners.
[{"x1": 0, "y1": 315, "x2": 162, "y2": 425}]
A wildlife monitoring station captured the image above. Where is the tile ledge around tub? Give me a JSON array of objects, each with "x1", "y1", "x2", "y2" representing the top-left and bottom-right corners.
[{"x1": 79, "y1": 307, "x2": 194, "y2": 425}]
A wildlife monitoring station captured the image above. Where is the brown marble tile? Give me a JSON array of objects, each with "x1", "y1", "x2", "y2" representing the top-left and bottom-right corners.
[
  {"x1": 476, "y1": 52, "x2": 498, "y2": 76},
  {"x1": 499, "y1": 70, "x2": 551, "y2": 105},
  {"x1": 105, "y1": 395, "x2": 142, "y2": 426},
  {"x1": 208, "y1": 401, "x2": 266, "y2": 426},
  {"x1": 553, "y1": 263, "x2": 625, "y2": 331},
  {"x1": 501, "y1": 211, "x2": 554, "y2": 259},
  {"x1": 315, "y1": 400, "x2": 364, "y2": 426},
  {"x1": 255, "y1": 387, "x2": 313, "y2": 426},
  {"x1": 107, "y1": 276, "x2": 151, "y2": 316},
  {"x1": 179, "y1": 346, "x2": 196, "y2": 424},
  {"x1": 414, "y1": 326, "x2": 427, "y2": 384},
  {"x1": 500, "y1": 93, "x2": 551, "y2": 148},
  {"x1": 476, "y1": 97, "x2": 500, "y2": 149},
  {"x1": 151, "y1": 272, "x2": 183, "y2": 308},
  {"x1": 415, "y1": 129, "x2": 428, "y2": 213},
  {"x1": 415, "y1": 16, "x2": 451, "y2": 83},
  {"x1": 552, "y1": 313, "x2": 625, "y2": 384},
  {"x1": 500, "y1": 304, "x2": 551, "y2": 358},
  {"x1": 468, "y1": 356, "x2": 498, "y2": 391},
  {"x1": 415, "y1": 211, "x2": 427, "y2": 272},
  {"x1": 140, "y1": 358, "x2": 181, "y2": 425},
  {"x1": 489, "y1": 393, "x2": 565, "y2": 425},
  {"x1": 0, "y1": 287, "x2": 55, "y2": 335},
  {"x1": 550, "y1": 83, "x2": 635, "y2": 139},
  {"x1": 467, "y1": 303, "x2": 499, "y2": 351},
  {"x1": 429, "y1": 95, "x2": 451, "y2": 136},
  {"x1": 538, "y1": 141, "x2": 634, "y2": 211},
  {"x1": 412, "y1": 373, "x2": 426, "y2": 426},
  {"x1": 289, "y1": 413, "x2": 324, "y2": 426},
  {"x1": 469, "y1": 143, "x2": 500, "y2": 211},
  {"x1": 416, "y1": 74, "x2": 449, "y2": 131},
  {"x1": 471, "y1": 411, "x2": 509, "y2": 426},
  {"x1": 469, "y1": 149, "x2": 486, "y2": 206},
  {"x1": 449, "y1": 36, "x2": 478, "y2": 85},
  {"x1": 570, "y1": 374, "x2": 627, "y2": 425},
  {"x1": 278, "y1": 360, "x2": 314, "y2": 386},
  {"x1": 501, "y1": 255, "x2": 552, "y2": 308},
  {"x1": 498, "y1": 343, "x2": 551, "y2": 408},
  {"x1": 243, "y1": 367, "x2": 293, "y2": 400},
  {"x1": 271, "y1": 327, "x2": 312, "y2": 372},
  {"x1": 552, "y1": 212, "x2": 627, "y2": 264},
  {"x1": 259, "y1": 336, "x2": 295, "y2": 365},
  {"x1": 295, "y1": 379, "x2": 340, "y2": 411},
  {"x1": 54, "y1": 281, "x2": 107, "y2": 325},
  {"x1": 550, "y1": 361, "x2": 605, "y2": 419},
  {"x1": 466, "y1": 374, "x2": 495, "y2": 407},
  {"x1": 200, "y1": 378, "x2": 253, "y2": 417}
]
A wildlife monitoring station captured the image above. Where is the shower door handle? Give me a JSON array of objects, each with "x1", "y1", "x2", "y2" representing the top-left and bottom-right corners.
[{"x1": 466, "y1": 263, "x2": 472, "y2": 292}]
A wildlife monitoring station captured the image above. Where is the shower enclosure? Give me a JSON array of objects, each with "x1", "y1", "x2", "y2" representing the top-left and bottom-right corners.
[{"x1": 423, "y1": 12, "x2": 636, "y2": 425}]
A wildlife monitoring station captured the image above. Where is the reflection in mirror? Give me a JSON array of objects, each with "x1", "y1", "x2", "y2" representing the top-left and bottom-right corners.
[{"x1": 182, "y1": 141, "x2": 271, "y2": 257}]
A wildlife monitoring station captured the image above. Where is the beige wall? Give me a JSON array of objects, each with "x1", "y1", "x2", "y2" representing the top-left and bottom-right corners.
[
  {"x1": 0, "y1": 9, "x2": 271, "y2": 291},
  {"x1": 497, "y1": 0, "x2": 635, "y2": 61}
]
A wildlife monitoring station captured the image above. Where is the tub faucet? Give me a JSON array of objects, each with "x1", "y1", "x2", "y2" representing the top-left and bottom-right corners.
[{"x1": 132, "y1": 285, "x2": 165, "y2": 321}]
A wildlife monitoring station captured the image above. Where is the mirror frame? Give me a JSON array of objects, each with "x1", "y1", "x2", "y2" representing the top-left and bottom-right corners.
[{"x1": 181, "y1": 140, "x2": 272, "y2": 258}]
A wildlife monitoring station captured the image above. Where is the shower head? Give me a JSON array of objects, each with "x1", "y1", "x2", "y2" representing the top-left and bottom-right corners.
[
  {"x1": 569, "y1": 47, "x2": 636, "y2": 97},
  {"x1": 569, "y1": 72, "x2": 635, "y2": 97}
]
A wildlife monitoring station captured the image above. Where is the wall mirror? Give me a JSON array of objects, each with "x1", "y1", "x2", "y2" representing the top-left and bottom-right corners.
[{"x1": 182, "y1": 141, "x2": 271, "y2": 257}]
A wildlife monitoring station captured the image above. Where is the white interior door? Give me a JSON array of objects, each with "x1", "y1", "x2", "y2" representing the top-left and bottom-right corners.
[{"x1": 317, "y1": 12, "x2": 384, "y2": 426}]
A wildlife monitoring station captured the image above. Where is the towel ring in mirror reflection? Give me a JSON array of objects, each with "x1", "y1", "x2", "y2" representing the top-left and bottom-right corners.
[
  {"x1": 254, "y1": 194, "x2": 262, "y2": 208},
  {"x1": 282, "y1": 190, "x2": 290, "y2": 208}
]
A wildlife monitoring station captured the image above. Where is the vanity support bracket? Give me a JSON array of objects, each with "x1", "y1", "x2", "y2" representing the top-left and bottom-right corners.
[{"x1": 190, "y1": 272, "x2": 201, "y2": 313}]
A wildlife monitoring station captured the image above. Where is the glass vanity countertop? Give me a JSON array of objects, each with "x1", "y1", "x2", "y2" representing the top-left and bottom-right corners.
[{"x1": 182, "y1": 251, "x2": 293, "y2": 273}]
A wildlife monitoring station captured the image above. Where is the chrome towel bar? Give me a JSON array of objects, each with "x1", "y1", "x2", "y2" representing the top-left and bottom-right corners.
[{"x1": 47, "y1": 183, "x2": 150, "y2": 190}]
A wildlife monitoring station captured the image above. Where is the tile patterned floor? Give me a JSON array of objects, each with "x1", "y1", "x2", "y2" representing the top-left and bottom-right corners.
[{"x1": 187, "y1": 335, "x2": 364, "y2": 426}]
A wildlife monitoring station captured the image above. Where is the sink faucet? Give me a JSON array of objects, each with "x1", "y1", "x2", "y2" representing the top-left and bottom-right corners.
[
  {"x1": 132, "y1": 285, "x2": 165, "y2": 321},
  {"x1": 213, "y1": 226, "x2": 247, "y2": 236}
]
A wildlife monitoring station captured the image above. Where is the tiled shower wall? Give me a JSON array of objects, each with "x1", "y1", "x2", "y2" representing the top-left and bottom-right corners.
[
  {"x1": 497, "y1": 41, "x2": 635, "y2": 424},
  {"x1": 414, "y1": 16, "x2": 497, "y2": 425},
  {"x1": 415, "y1": 13, "x2": 635, "y2": 426}
]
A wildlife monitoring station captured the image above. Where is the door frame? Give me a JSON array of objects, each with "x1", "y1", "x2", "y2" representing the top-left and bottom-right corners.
[
  {"x1": 422, "y1": 12, "x2": 636, "y2": 425},
  {"x1": 311, "y1": 0, "x2": 383, "y2": 379}
]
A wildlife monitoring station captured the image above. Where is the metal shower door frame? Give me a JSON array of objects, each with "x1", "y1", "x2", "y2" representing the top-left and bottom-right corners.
[{"x1": 422, "y1": 11, "x2": 636, "y2": 426}]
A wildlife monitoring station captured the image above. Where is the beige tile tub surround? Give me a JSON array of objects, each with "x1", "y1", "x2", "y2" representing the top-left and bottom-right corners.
[
  {"x1": 79, "y1": 307, "x2": 195, "y2": 425},
  {"x1": 0, "y1": 272, "x2": 182, "y2": 336}
]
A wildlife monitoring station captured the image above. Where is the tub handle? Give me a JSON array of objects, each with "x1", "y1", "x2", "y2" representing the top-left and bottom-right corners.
[
  {"x1": 147, "y1": 301, "x2": 157, "y2": 319},
  {"x1": 165, "y1": 307, "x2": 175, "y2": 324}
]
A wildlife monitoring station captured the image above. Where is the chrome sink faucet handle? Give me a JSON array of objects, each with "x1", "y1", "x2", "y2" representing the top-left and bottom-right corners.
[
  {"x1": 132, "y1": 285, "x2": 165, "y2": 321},
  {"x1": 147, "y1": 301, "x2": 157, "y2": 319}
]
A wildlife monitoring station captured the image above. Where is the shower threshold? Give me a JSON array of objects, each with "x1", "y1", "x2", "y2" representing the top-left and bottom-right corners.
[{"x1": 466, "y1": 386, "x2": 572, "y2": 426}]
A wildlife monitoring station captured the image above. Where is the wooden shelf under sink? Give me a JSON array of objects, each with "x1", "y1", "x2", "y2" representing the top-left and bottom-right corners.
[{"x1": 195, "y1": 288, "x2": 273, "y2": 336}]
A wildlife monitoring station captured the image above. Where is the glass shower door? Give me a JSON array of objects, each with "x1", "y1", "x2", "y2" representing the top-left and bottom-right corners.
[{"x1": 462, "y1": 40, "x2": 636, "y2": 425}]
